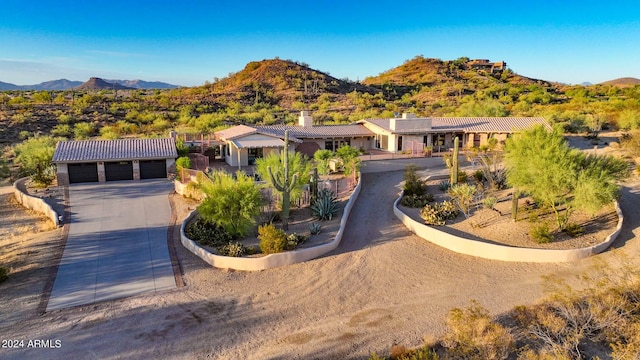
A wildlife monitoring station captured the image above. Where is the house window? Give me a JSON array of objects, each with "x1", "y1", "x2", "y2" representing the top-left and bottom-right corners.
[
  {"x1": 473, "y1": 134, "x2": 481, "y2": 147},
  {"x1": 325, "y1": 140, "x2": 334, "y2": 151},
  {"x1": 423, "y1": 135, "x2": 429, "y2": 146},
  {"x1": 397, "y1": 136, "x2": 403, "y2": 152},
  {"x1": 248, "y1": 147, "x2": 263, "y2": 158}
]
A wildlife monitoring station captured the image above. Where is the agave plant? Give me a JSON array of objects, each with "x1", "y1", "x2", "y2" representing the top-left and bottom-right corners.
[
  {"x1": 311, "y1": 189, "x2": 339, "y2": 220},
  {"x1": 309, "y1": 222, "x2": 322, "y2": 235}
]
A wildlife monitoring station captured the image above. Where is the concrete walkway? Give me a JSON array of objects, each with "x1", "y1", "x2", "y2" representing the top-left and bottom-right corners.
[{"x1": 47, "y1": 180, "x2": 176, "y2": 311}]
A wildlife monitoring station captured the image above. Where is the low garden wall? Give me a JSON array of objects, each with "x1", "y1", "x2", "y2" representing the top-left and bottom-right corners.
[
  {"x1": 180, "y1": 173, "x2": 362, "y2": 271},
  {"x1": 13, "y1": 177, "x2": 61, "y2": 227},
  {"x1": 393, "y1": 192, "x2": 624, "y2": 263}
]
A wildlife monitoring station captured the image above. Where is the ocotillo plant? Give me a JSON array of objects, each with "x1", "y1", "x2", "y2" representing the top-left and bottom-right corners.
[
  {"x1": 267, "y1": 130, "x2": 298, "y2": 230},
  {"x1": 450, "y1": 136, "x2": 459, "y2": 185}
]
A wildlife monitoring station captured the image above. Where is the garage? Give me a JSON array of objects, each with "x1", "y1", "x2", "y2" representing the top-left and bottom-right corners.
[
  {"x1": 140, "y1": 160, "x2": 167, "y2": 179},
  {"x1": 68, "y1": 163, "x2": 99, "y2": 184},
  {"x1": 105, "y1": 161, "x2": 134, "y2": 181},
  {"x1": 53, "y1": 138, "x2": 178, "y2": 185}
]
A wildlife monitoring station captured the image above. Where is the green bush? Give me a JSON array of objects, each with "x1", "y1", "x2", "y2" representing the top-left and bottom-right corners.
[
  {"x1": 403, "y1": 164, "x2": 427, "y2": 196},
  {"x1": 420, "y1": 201, "x2": 458, "y2": 226},
  {"x1": 531, "y1": 222, "x2": 553, "y2": 243},
  {"x1": 258, "y1": 223, "x2": 288, "y2": 254},
  {"x1": 401, "y1": 193, "x2": 434, "y2": 208},
  {"x1": 564, "y1": 222, "x2": 585, "y2": 237},
  {"x1": 185, "y1": 218, "x2": 232, "y2": 247},
  {"x1": 0, "y1": 266, "x2": 8, "y2": 283},
  {"x1": 286, "y1": 233, "x2": 308, "y2": 249},
  {"x1": 473, "y1": 169, "x2": 485, "y2": 183},
  {"x1": 311, "y1": 189, "x2": 339, "y2": 220},
  {"x1": 217, "y1": 242, "x2": 247, "y2": 257},
  {"x1": 483, "y1": 196, "x2": 497, "y2": 210}
]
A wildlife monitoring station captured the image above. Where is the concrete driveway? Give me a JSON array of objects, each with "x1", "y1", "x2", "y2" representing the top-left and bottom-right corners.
[{"x1": 47, "y1": 180, "x2": 176, "y2": 311}]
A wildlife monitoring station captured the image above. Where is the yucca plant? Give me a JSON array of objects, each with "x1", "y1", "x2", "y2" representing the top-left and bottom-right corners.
[{"x1": 311, "y1": 189, "x2": 339, "y2": 220}]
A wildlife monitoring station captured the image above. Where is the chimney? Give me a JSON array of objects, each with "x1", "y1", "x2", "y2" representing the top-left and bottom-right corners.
[
  {"x1": 402, "y1": 113, "x2": 416, "y2": 119},
  {"x1": 298, "y1": 111, "x2": 313, "y2": 127}
]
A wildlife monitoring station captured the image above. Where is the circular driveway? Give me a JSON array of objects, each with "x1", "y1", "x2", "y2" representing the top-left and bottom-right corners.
[{"x1": 47, "y1": 180, "x2": 176, "y2": 311}]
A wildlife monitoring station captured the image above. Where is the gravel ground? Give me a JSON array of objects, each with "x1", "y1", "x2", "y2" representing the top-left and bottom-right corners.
[{"x1": 1, "y1": 169, "x2": 640, "y2": 359}]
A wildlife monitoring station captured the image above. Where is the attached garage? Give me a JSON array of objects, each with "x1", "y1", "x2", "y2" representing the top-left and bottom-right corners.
[
  {"x1": 105, "y1": 161, "x2": 134, "y2": 181},
  {"x1": 68, "y1": 163, "x2": 99, "y2": 184},
  {"x1": 140, "y1": 159, "x2": 167, "y2": 179},
  {"x1": 53, "y1": 138, "x2": 178, "y2": 186}
]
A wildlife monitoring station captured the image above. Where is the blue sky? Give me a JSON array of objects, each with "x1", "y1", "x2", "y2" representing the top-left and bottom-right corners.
[{"x1": 1, "y1": 1, "x2": 639, "y2": 86}]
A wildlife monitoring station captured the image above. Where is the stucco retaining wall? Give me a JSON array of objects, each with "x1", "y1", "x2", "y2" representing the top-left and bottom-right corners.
[
  {"x1": 393, "y1": 192, "x2": 624, "y2": 263},
  {"x1": 174, "y1": 180, "x2": 187, "y2": 196},
  {"x1": 13, "y1": 177, "x2": 61, "y2": 227},
  {"x1": 180, "y1": 173, "x2": 362, "y2": 271}
]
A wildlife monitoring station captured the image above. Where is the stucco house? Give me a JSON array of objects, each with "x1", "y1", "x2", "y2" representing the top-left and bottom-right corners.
[
  {"x1": 214, "y1": 111, "x2": 549, "y2": 167},
  {"x1": 53, "y1": 138, "x2": 178, "y2": 184}
]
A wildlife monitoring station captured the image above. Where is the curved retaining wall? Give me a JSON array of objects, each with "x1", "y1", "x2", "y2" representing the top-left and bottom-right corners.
[
  {"x1": 13, "y1": 177, "x2": 60, "y2": 227},
  {"x1": 181, "y1": 174, "x2": 362, "y2": 271},
  {"x1": 393, "y1": 193, "x2": 624, "y2": 263}
]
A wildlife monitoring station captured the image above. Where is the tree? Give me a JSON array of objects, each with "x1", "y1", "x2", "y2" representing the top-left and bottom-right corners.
[
  {"x1": 335, "y1": 144, "x2": 361, "y2": 177},
  {"x1": 198, "y1": 170, "x2": 262, "y2": 238},
  {"x1": 505, "y1": 125, "x2": 628, "y2": 229},
  {"x1": 313, "y1": 149, "x2": 333, "y2": 176},
  {"x1": 14, "y1": 136, "x2": 59, "y2": 186},
  {"x1": 617, "y1": 109, "x2": 640, "y2": 130}
]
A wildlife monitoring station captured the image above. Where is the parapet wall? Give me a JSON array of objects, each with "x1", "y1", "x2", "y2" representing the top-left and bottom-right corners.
[
  {"x1": 13, "y1": 177, "x2": 61, "y2": 227},
  {"x1": 180, "y1": 173, "x2": 362, "y2": 271},
  {"x1": 393, "y1": 192, "x2": 623, "y2": 263}
]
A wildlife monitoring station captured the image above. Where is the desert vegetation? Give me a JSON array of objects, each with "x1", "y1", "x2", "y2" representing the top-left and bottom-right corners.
[{"x1": 370, "y1": 261, "x2": 640, "y2": 359}]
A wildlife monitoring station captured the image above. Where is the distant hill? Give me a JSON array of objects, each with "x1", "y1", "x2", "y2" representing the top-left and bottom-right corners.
[
  {"x1": 75, "y1": 77, "x2": 135, "y2": 90},
  {"x1": 0, "y1": 78, "x2": 178, "y2": 91},
  {"x1": 600, "y1": 77, "x2": 640, "y2": 87},
  {"x1": 35, "y1": 79, "x2": 83, "y2": 90},
  {"x1": 106, "y1": 79, "x2": 179, "y2": 89},
  {"x1": 207, "y1": 58, "x2": 380, "y2": 106},
  {"x1": 0, "y1": 81, "x2": 20, "y2": 90}
]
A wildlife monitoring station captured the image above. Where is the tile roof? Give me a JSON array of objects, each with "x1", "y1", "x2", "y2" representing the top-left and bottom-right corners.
[
  {"x1": 233, "y1": 138, "x2": 285, "y2": 149},
  {"x1": 215, "y1": 124, "x2": 257, "y2": 140},
  {"x1": 362, "y1": 117, "x2": 549, "y2": 134},
  {"x1": 256, "y1": 124, "x2": 375, "y2": 138},
  {"x1": 53, "y1": 138, "x2": 178, "y2": 163}
]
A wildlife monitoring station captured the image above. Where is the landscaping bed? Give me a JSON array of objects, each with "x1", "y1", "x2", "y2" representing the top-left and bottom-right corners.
[{"x1": 399, "y1": 179, "x2": 619, "y2": 250}]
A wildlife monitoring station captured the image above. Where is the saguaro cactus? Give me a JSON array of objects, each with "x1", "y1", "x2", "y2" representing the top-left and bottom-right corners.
[
  {"x1": 451, "y1": 136, "x2": 459, "y2": 185},
  {"x1": 267, "y1": 130, "x2": 298, "y2": 230},
  {"x1": 310, "y1": 167, "x2": 319, "y2": 204}
]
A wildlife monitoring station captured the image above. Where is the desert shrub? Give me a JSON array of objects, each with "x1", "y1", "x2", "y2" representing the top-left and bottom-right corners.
[
  {"x1": 217, "y1": 242, "x2": 247, "y2": 257},
  {"x1": 448, "y1": 183, "x2": 477, "y2": 215},
  {"x1": 51, "y1": 124, "x2": 73, "y2": 138},
  {"x1": 482, "y1": 196, "x2": 497, "y2": 210},
  {"x1": 401, "y1": 193, "x2": 434, "y2": 208},
  {"x1": 309, "y1": 222, "x2": 322, "y2": 235},
  {"x1": 30, "y1": 165, "x2": 56, "y2": 187},
  {"x1": 441, "y1": 302, "x2": 515, "y2": 360},
  {"x1": 311, "y1": 189, "x2": 339, "y2": 220},
  {"x1": 370, "y1": 345, "x2": 439, "y2": 360},
  {"x1": 286, "y1": 233, "x2": 308, "y2": 249},
  {"x1": 176, "y1": 156, "x2": 192, "y2": 181},
  {"x1": 473, "y1": 169, "x2": 485, "y2": 183},
  {"x1": 438, "y1": 180, "x2": 451, "y2": 192},
  {"x1": 563, "y1": 222, "x2": 585, "y2": 237},
  {"x1": 258, "y1": 223, "x2": 288, "y2": 254},
  {"x1": 73, "y1": 122, "x2": 94, "y2": 139},
  {"x1": 185, "y1": 218, "x2": 232, "y2": 247},
  {"x1": 531, "y1": 223, "x2": 553, "y2": 243},
  {"x1": 0, "y1": 266, "x2": 8, "y2": 283},
  {"x1": 403, "y1": 164, "x2": 427, "y2": 196},
  {"x1": 457, "y1": 170, "x2": 468, "y2": 183},
  {"x1": 420, "y1": 201, "x2": 458, "y2": 226}
]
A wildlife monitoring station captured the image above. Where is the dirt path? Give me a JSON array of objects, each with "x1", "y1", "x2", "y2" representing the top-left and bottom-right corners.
[{"x1": 2, "y1": 172, "x2": 640, "y2": 360}]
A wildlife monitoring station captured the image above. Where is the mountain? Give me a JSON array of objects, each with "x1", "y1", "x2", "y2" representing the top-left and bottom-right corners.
[
  {"x1": 34, "y1": 79, "x2": 83, "y2": 90},
  {"x1": 0, "y1": 81, "x2": 20, "y2": 90},
  {"x1": 105, "y1": 79, "x2": 179, "y2": 89},
  {"x1": 600, "y1": 77, "x2": 640, "y2": 87},
  {"x1": 75, "y1": 77, "x2": 135, "y2": 90},
  {"x1": 0, "y1": 78, "x2": 179, "y2": 91}
]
